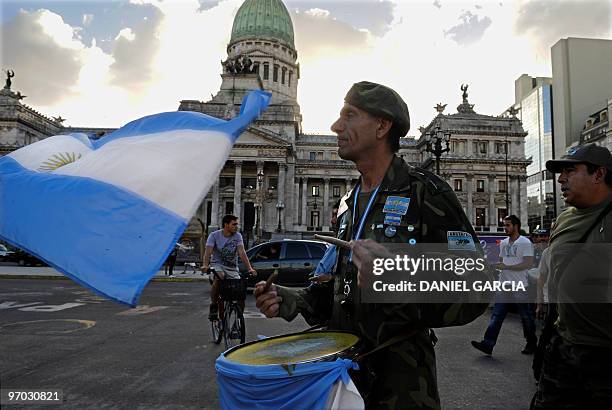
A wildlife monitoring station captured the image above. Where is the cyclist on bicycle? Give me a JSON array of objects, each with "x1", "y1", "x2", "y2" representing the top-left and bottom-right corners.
[{"x1": 202, "y1": 214, "x2": 256, "y2": 320}]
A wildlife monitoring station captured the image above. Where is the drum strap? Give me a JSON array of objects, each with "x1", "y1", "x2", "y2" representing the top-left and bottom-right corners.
[{"x1": 354, "y1": 328, "x2": 421, "y2": 362}]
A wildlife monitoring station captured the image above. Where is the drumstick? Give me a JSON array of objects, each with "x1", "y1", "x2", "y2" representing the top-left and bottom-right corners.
[
  {"x1": 314, "y1": 234, "x2": 351, "y2": 250},
  {"x1": 263, "y1": 269, "x2": 279, "y2": 293}
]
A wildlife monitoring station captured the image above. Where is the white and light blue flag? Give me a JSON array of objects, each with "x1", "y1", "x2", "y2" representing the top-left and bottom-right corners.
[{"x1": 0, "y1": 90, "x2": 271, "y2": 306}]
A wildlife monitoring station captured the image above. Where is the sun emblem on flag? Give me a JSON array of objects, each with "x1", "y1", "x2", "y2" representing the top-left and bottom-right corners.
[{"x1": 38, "y1": 152, "x2": 82, "y2": 172}]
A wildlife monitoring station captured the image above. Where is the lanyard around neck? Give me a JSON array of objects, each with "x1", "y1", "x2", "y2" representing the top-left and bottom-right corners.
[
  {"x1": 349, "y1": 184, "x2": 380, "y2": 262},
  {"x1": 352, "y1": 184, "x2": 381, "y2": 240}
]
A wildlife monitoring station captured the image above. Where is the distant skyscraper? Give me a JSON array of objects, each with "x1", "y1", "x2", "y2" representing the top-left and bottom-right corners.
[
  {"x1": 506, "y1": 74, "x2": 555, "y2": 231},
  {"x1": 551, "y1": 37, "x2": 612, "y2": 212}
]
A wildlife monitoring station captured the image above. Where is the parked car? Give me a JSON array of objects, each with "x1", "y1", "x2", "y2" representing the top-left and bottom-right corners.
[
  {"x1": 12, "y1": 248, "x2": 47, "y2": 267},
  {"x1": 0, "y1": 244, "x2": 15, "y2": 262},
  {"x1": 238, "y1": 239, "x2": 329, "y2": 287}
]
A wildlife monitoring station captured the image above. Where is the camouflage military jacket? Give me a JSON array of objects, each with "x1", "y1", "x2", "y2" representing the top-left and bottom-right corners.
[
  {"x1": 275, "y1": 156, "x2": 486, "y2": 409},
  {"x1": 277, "y1": 156, "x2": 484, "y2": 342}
]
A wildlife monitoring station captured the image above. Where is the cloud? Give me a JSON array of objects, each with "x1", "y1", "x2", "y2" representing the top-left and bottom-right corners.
[
  {"x1": 82, "y1": 14, "x2": 94, "y2": 26},
  {"x1": 292, "y1": 8, "x2": 370, "y2": 61},
  {"x1": 0, "y1": 9, "x2": 82, "y2": 105},
  {"x1": 433, "y1": 0, "x2": 442, "y2": 9},
  {"x1": 515, "y1": 0, "x2": 611, "y2": 55},
  {"x1": 444, "y1": 11, "x2": 492, "y2": 46},
  {"x1": 109, "y1": 7, "x2": 162, "y2": 90}
]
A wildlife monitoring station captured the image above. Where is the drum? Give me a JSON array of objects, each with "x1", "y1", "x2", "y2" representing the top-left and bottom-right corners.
[
  {"x1": 217, "y1": 331, "x2": 365, "y2": 409},
  {"x1": 224, "y1": 330, "x2": 361, "y2": 365}
]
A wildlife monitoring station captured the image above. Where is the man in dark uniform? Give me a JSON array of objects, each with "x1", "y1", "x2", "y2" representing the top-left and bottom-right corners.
[{"x1": 255, "y1": 81, "x2": 488, "y2": 409}]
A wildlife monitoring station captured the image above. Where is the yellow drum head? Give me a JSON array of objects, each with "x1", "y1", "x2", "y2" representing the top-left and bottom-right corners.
[{"x1": 225, "y1": 331, "x2": 360, "y2": 365}]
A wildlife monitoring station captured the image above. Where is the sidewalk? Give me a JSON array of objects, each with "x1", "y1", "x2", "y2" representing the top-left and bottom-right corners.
[{"x1": 0, "y1": 264, "x2": 208, "y2": 282}]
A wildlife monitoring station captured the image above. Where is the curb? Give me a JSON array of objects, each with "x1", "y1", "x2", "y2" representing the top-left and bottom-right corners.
[{"x1": 0, "y1": 274, "x2": 208, "y2": 283}]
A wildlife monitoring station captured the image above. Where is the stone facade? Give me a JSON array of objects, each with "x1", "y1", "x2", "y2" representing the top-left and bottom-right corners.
[{"x1": 419, "y1": 94, "x2": 531, "y2": 233}]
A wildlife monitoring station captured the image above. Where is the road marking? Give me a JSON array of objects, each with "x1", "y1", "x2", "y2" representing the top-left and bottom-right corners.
[
  {"x1": 0, "y1": 292, "x2": 53, "y2": 297},
  {"x1": 19, "y1": 303, "x2": 84, "y2": 312},
  {"x1": 117, "y1": 305, "x2": 169, "y2": 315},
  {"x1": 0, "y1": 301, "x2": 43, "y2": 310},
  {"x1": 242, "y1": 308, "x2": 266, "y2": 319},
  {"x1": 0, "y1": 319, "x2": 96, "y2": 334}
]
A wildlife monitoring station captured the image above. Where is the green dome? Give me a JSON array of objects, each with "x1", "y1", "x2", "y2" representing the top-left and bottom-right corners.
[{"x1": 230, "y1": 0, "x2": 295, "y2": 49}]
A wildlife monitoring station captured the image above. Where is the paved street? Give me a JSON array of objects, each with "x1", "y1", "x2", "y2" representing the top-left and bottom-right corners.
[{"x1": 1, "y1": 276, "x2": 537, "y2": 409}]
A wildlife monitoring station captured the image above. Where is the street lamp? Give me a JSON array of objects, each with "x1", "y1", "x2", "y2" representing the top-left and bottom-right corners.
[
  {"x1": 255, "y1": 170, "x2": 264, "y2": 240},
  {"x1": 276, "y1": 202, "x2": 285, "y2": 232},
  {"x1": 425, "y1": 125, "x2": 451, "y2": 175}
]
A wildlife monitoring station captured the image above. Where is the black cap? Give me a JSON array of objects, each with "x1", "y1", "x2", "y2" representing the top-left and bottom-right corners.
[
  {"x1": 545, "y1": 144, "x2": 612, "y2": 173},
  {"x1": 344, "y1": 81, "x2": 410, "y2": 137}
]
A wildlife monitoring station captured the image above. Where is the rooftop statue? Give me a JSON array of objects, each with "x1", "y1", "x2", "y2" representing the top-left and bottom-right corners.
[
  {"x1": 4, "y1": 69, "x2": 14, "y2": 90},
  {"x1": 460, "y1": 84, "x2": 469, "y2": 102}
]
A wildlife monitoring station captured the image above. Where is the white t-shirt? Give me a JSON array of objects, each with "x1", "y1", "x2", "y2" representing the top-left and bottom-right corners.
[{"x1": 499, "y1": 235, "x2": 534, "y2": 286}]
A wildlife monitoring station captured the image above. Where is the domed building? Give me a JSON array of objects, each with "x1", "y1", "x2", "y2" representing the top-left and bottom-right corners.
[{"x1": 178, "y1": 0, "x2": 361, "y2": 243}]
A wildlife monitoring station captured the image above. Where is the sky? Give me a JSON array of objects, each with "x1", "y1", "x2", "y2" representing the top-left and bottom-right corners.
[{"x1": 1, "y1": 0, "x2": 611, "y2": 135}]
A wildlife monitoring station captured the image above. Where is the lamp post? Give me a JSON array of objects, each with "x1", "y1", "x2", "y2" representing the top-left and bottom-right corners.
[
  {"x1": 276, "y1": 201, "x2": 285, "y2": 232},
  {"x1": 505, "y1": 135, "x2": 510, "y2": 214},
  {"x1": 255, "y1": 170, "x2": 264, "y2": 240},
  {"x1": 425, "y1": 125, "x2": 451, "y2": 175}
]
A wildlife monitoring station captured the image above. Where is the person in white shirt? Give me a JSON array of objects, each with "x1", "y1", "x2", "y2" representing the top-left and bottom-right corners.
[{"x1": 471, "y1": 215, "x2": 537, "y2": 355}]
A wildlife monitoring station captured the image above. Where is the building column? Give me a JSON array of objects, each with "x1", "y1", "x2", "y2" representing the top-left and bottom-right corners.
[
  {"x1": 233, "y1": 160, "x2": 242, "y2": 221},
  {"x1": 345, "y1": 178, "x2": 352, "y2": 195},
  {"x1": 256, "y1": 161, "x2": 264, "y2": 233},
  {"x1": 301, "y1": 176, "x2": 308, "y2": 227},
  {"x1": 210, "y1": 181, "x2": 220, "y2": 230},
  {"x1": 488, "y1": 140, "x2": 495, "y2": 158},
  {"x1": 487, "y1": 176, "x2": 496, "y2": 227},
  {"x1": 466, "y1": 176, "x2": 474, "y2": 225},
  {"x1": 323, "y1": 177, "x2": 330, "y2": 231},
  {"x1": 519, "y1": 175, "x2": 528, "y2": 229},
  {"x1": 466, "y1": 140, "x2": 473, "y2": 157},
  {"x1": 294, "y1": 175, "x2": 301, "y2": 226},
  {"x1": 278, "y1": 163, "x2": 286, "y2": 231}
]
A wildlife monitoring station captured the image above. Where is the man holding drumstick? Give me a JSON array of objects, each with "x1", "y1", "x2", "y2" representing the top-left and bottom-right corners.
[{"x1": 255, "y1": 81, "x2": 486, "y2": 409}]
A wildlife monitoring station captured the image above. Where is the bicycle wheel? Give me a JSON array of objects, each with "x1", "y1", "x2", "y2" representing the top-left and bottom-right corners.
[
  {"x1": 211, "y1": 317, "x2": 223, "y2": 344},
  {"x1": 223, "y1": 304, "x2": 245, "y2": 349}
]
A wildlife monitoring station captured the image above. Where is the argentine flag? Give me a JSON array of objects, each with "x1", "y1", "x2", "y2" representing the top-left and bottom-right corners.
[{"x1": 0, "y1": 90, "x2": 271, "y2": 306}]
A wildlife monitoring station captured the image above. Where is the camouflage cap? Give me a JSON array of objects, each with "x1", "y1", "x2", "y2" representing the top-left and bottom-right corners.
[{"x1": 344, "y1": 81, "x2": 410, "y2": 137}]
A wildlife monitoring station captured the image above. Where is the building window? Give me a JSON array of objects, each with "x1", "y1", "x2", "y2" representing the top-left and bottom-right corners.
[
  {"x1": 497, "y1": 208, "x2": 508, "y2": 227},
  {"x1": 288, "y1": 71, "x2": 293, "y2": 87},
  {"x1": 476, "y1": 208, "x2": 486, "y2": 226},
  {"x1": 252, "y1": 62, "x2": 260, "y2": 76},
  {"x1": 454, "y1": 179, "x2": 463, "y2": 192},
  {"x1": 499, "y1": 180, "x2": 507, "y2": 193},
  {"x1": 310, "y1": 211, "x2": 320, "y2": 228},
  {"x1": 273, "y1": 65, "x2": 279, "y2": 82},
  {"x1": 495, "y1": 142, "x2": 507, "y2": 154},
  {"x1": 225, "y1": 201, "x2": 234, "y2": 215},
  {"x1": 479, "y1": 142, "x2": 488, "y2": 154},
  {"x1": 312, "y1": 185, "x2": 320, "y2": 197},
  {"x1": 330, "y1": 152, "x2": 339, "y2": 160},
  {"x1": 281, "y1": 67, "x2": 287, "y2": 85},
  {"x1": 333, "y1": 186, "x2": 341, "y2": 197},
  {"x1": 241, "y1": 177, "x2": 256, "y2": 189},
  {"x1": 476, "y1": 180, "x2": 485, "y2": 192},
  {"x1": 263, "y1": 64, "x2": 269, "y2": 80},
  {"x1": 219, "y1": 176, "x2": 235, "y2": 188},
  {"x1": 268, "y1": 177, "x2": 277, "y2": 190},
  {"x1": 309, "y1": 151, "x2": 317, "y2": 161}
]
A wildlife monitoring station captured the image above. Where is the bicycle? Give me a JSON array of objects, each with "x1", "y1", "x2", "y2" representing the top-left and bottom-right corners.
[{"x1": 208, "y1": 268, "x2": 247, "y2": 349}]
